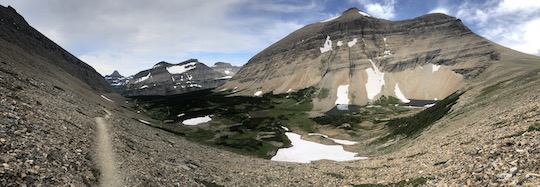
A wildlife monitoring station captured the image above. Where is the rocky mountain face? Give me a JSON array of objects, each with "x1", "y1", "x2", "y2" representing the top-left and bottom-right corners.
[
  {"x1": 0, "y1": 5, "x2": 113, "y2": 186},
  {"x1": 222, "y1": 8, "x2": 499, "y2": 112},
  {"x1": 104, "y1": 70, "x2": 130, "y2": 93},
  {"x1": 0, "y1": 6, "x2": 111, "y2": 93},
  {"x1": 122, "y1": 59, "x2": 230, "y2": 96}
]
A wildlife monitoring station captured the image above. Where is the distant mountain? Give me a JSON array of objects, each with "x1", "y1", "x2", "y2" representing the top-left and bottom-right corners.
[
  {"x1": 211, "y1": 62, "x2": 241, "y2": 76},
  {"x1": 222, "y1": 7, "x2": 502, "y2": 112},
  {"x1": 122, "y1": 59, "x2": 230, "y2": 96},
  {"x1": 104, "y1": 70, "x2": 130, "y2": 93}
]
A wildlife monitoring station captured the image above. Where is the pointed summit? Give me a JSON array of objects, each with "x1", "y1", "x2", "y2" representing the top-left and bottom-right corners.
[
  {"x1": 343, "y1": 7, "x2": 371, "y2": 17},
  {"x1": 110, "y1": 70, "x2": 122, "y2": 78}
]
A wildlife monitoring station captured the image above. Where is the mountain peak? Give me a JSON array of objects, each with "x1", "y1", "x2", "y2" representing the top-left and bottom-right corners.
[
  {"x1": 343, "y1": 7, "x2": 371, "y2": 17},
  {"x1": 110, "y1": 70, "x2": 122, "y2": 77},
  {"x1": 152, "y1": 61, "x2": 172, "y2": 68}
]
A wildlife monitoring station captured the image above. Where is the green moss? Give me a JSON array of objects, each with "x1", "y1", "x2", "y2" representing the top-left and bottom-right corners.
[
  {"x1": 317, "y1": 88, "x2": 330, "y2": 100},
  {"x1": 186, "y1": 129, "x2": 215, "y2": 141},
  {"x1": 129, "y1": 88, "x2": 317, "y2": 158},
  {"x1": 528, "y1": 123, "x2": 540, "y2": 132},
  {"x1": 372, "y1": 95, "x2": 402, "y2": 106},
  {"x1": 502, "y1": 123, "x2": 540, "y2": 139}
]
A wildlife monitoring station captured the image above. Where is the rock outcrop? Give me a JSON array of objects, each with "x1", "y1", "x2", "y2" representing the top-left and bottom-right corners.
[
  {"x1": 122, "y1": 59, "x2": 229, "y2": 96},
  {"x1": 222, "y1": 8, "x2": 499, "y2": 112}
]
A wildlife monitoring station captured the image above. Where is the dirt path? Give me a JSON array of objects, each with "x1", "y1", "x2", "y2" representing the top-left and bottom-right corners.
[{"x1": 95, "y1": 109, "x2": 122, "y2": 187}]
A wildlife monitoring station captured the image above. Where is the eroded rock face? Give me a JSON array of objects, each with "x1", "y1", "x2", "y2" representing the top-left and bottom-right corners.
[
  {"x1": 123, "y1": 59, "x2": 229, "y2": 96},
  {"x1": 223, "y1": 7, "x2": 499, "y2": 111}
]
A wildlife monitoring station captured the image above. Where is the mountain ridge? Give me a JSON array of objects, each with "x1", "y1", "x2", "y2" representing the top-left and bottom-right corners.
[
  {"x1": 122, "y1": 59, "x2": 230, "y2": 96},
  {"x1": 0, "y1": 5, "x2": 111, "y2": 93}
]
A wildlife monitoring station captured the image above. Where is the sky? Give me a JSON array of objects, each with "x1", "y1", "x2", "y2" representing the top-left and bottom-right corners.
[{"x1": 0, "y1": 0, "x2": 539, "y2": 76}]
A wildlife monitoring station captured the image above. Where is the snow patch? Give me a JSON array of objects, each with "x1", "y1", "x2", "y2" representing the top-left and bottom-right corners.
[
  {"x1": 335, "y1": 85, "x2": 350, "y2": 110},
  {"x1": 138, "y1": 119, "x2": 151, "y2": 125},
  {"x1": 337, "y1": 41, "x2": 343, "y2": 47},
  {"x1": 166, "y1": 62, "x2": 197, "y2": 74},
  {"x1": 365, "y1": 60, "x2": 385, "y2": 100},
  {"x1": 182, "y1": 115, "x2": 212, "y2": 126},
  {"x1": 359, "y1": 11, "x2": 371, "y2": 17},
  {"x1": 320, "y1": 15, "x2": 341, "y2": 23},
  {"x1": 216, "y1": 76, "x2": 233, "y2": 80},
  {"x1": 271, "y1": 132, "x2": 367, "y2": 163},
  {"x1": 347, "y1": 38, "x2": 357, "y2": 47},
  {"x1": 308, "y1": 133, "x2": 358, "y2": 145},
  {"x1": 281, "y1": 126, "x2": 289, "y2": 131},
  {"x1": 432, "y1": 64, "x2": 441, "y2": 73},
  {"x1": 100, "y1": 95, "x2": 114, "y2": 103},
  {"x1": 133, "y1": 73, "x2": 151, "y2": 83},
  {"x1": 383, "y1": 50, "x2": 392, "y2": 57},
  {"x1": 424, "y1": 103, "x2": 436, "y2": 108},
  {"x1": 394, "y1": 83, "x2": 410, "y2": 103},
  {"x1": 140, "y1": 85, "x2": 148, "y2": 89},
  {"x1": 320, "y1": 35, "x2": 333, "y2": 53},
  {"x1": 287, "y1": 88, "x2": 293, "y2": 93},
  {"x1": 224, "y1": 70, "x2": 232, "y2": 75},
  {"x1": 254, "y1": 91, "x2": 263, "y2": 96}
]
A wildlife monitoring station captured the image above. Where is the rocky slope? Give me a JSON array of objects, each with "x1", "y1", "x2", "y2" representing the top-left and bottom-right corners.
[
  {"x1": 1, "y1": 5, "x2": 539, "y2": 186},
  {"x1": 122, "y1": 59, "x2": 229, "y2": 96},
  {"x1": 223, "y1": 8, "x2": 499, "y2": 112}
]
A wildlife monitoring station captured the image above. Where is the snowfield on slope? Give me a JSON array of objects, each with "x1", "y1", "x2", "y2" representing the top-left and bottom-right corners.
[
  {"x1": 133, "y1": 73, "x2": 151, "y2": 83},
  {"x1": 365, "y1": 60, "x2": 385, "y2": 99},
  {"x1": 320, "y1": 35, "x2": 333, "y2": 53},
  {"x1": 348, "y1": 38, "x2": 357, "y2": 47},
  {"x1": 166, "y1": 62, "x2": 197, "y2": 74},
  {"x1": 335, "y1": 85, "x2": 350, "y2": 110},
  {"x1": 432, "y1": 64, "x2": 441, "y2": 72},
  {"x1": 182, "y1": 115, "x2": 212, "y2": 126},
  {"x1": 394, "y1": 83, "x2": 410, "y2": 103},
  {"x1": 320, "y1": 15, "x2": 341, "y2": 23},
  {"x1": 271, "y1": 132, "x2": 367, "y2": 163},
  {"x1": 100, "y1": 95, "x2": 114, "y2": 103}
]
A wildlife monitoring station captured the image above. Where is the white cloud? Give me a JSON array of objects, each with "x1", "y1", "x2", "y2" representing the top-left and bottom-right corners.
[
  {"x1": 436, "y1": 0, "x2": 540, "y2": 56},
  {"x1": 356, "y1": 0, "x2": 396, "y2": 19},
  {"x1": 252, "y1": 1, "x2": 320, "y2": 13},
  {"x1": 0, "y1": 0, "x2": 307, "y2": 76},
  {"x1": 429, "y1": 7, "x2": 449, "y2": 15}
]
